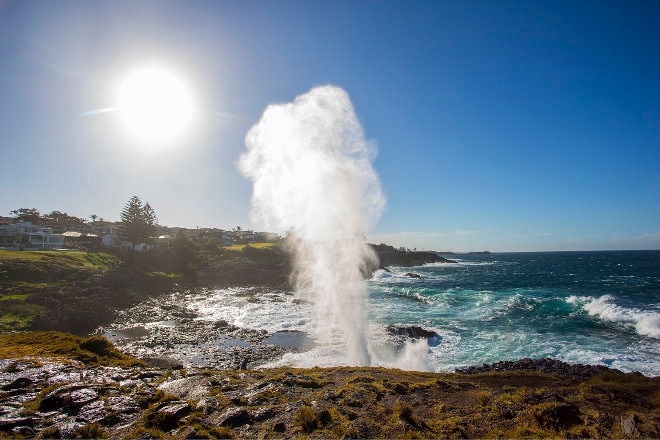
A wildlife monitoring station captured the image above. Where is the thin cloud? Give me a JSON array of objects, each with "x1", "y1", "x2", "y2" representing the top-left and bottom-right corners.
[
  {"x1": 216, "y1": 111, "x2": 251, "y2": 126},
  {"x1": 453, "y1": 229, "x2": 484, "y2": 237},
  {"x1": 79, "y1": 107, "x2": 118, "y2": 117},
  {"x1": 369, "y1": 231, "x2": 446, "y2": 240}
]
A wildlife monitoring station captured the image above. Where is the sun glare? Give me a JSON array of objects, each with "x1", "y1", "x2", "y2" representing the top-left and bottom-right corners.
[{"x1": 117, "y1": 66, "x2": 195, "y2": 145}]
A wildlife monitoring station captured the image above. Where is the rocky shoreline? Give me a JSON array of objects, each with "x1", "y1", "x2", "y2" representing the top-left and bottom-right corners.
[
  {"x1": 1, "y1": 355, "x2": 657, "y2": 439},
  {"x1": 455, "y1": 357, "x2": 638, "y2": 382},
  {"x1": 2, "y1": 249, "x2": 658, "y2": 438}
]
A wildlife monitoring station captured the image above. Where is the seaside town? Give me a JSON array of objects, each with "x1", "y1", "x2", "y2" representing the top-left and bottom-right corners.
[{"x1": 0, "y1": 207, "x2": 279, "y2": 253}]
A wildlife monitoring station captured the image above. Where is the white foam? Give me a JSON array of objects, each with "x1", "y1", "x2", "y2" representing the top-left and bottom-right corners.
[
  {"x1": 636, "y1": 314, "x2": 660, "y2": 339},
  {"x1": 240, "y1": 85, "x2": 384, "y2": 366},
  {"x1": 372, "y1": 339, "x2": 432, "y2": 372},
  {"x1": 434, "y1": 259, "x2": 499, "y2": 267},
  {"x1": 580, "y1": 295, "x2": 660, "y2": 339}
]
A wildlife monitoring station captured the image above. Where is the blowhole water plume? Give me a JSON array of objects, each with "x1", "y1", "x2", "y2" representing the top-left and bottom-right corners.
[{"x1": 239, "y1": 85, "x2": 384, "y2": 366}]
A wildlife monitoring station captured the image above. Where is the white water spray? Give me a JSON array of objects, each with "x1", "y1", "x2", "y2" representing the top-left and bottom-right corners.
[{"x1": 239, "y1": 85, "x2": 385, "y2": 365}]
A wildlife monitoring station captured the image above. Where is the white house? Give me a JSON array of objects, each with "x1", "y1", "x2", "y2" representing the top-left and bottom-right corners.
[{"x1": 0, "y1": 222, "x2": 64, "y2": 250}]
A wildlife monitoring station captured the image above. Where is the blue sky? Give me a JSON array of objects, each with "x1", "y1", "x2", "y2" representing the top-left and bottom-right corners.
[{"x1": 1, "y1": 0, "x2": 658, "y2": 251}]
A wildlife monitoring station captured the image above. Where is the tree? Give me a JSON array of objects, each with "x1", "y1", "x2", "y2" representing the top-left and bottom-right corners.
[
  {"x1": 118, "y1": 196, "x2": 159, "y2": 250},
  {"x1": 142, "y1": 202, "x2": 159, "y2": 245},
  {"x1": 90, "y1": 214, "x2": 98, "y2": 223},
  {"x1": 10, "y1": 208, "x2": 40, "y2": 224},
  {"x1": 41, "y1": 211, "x2": 85, "y2": 228}
]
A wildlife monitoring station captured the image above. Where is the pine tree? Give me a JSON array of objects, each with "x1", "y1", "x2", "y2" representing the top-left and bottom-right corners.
[
  {"x1": 10, "y1": 208, "x2": 41, "y2": 224},
  {"x1": 142, "y1": 202, "x2": 159, "y2": 245},
  {"x1": 118, "y1": 196, "x2": 159, "y2": 250}
]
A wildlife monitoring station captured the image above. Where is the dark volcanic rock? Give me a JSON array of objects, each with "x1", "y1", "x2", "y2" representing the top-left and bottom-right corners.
[
  {"x1": 386, "y1": 325, "x2": 441, "y2": 343},
  {"x1": 370, "y1": 243, "x2": 457, "y2": 269},
  {"x1": 0, "y1": 416, "x2": 34, "y2": 431},
  {"x1": 153, "y1": 401, "x2": 191, "y2": 430},
  {"x1": 0, "y1": 355, "x2": 656, "y2": 439},
  {"x1": 534, "y1": 403, "x2": 582, "y2": 430},
  {"x1": 76, "y1": 400, "x2": 107, "y2": 424},
  {"x1": 141, "y1": 356, "x2": 184, "y2": 370},
  {"x1": 207, "y1": 407, "x2": 251, "y2": 427},
  {"x1": 2, "y1": 377, "x2": 32, "y2": 391},
  {"x1": 68, "y1": 388, "x2": 98, "y2": 407},
  {"x1": 252, "y1": 407, "x2": 275, "y2": 422},
  {"x1": 106, "y1": 395, "x2": 139, "y2": 413},
  {"x1": 456, "y1": 357, "x2": 626, "y2": 380}
]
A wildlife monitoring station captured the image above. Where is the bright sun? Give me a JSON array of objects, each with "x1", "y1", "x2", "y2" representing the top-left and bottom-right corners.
[{"x1": 117, "y1": 66, "x2": 195, "y2": 145}]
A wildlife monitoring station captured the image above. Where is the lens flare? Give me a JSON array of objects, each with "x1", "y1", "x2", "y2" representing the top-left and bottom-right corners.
[{"x1": 117, "y1": 66, "x2": 195, "y2": 145}]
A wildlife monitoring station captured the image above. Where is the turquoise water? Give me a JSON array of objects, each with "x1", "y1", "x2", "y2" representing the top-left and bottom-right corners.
[{"x1": 367, "y1": 251, "x2": 660, "y2": 376}]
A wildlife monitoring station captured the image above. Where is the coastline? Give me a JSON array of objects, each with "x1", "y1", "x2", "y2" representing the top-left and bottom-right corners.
[
  {"x1": 2, "y1": 248, "x2": 659, "y2": 437},
  {"x1": 1, "y1": 341, "x2": 658, "y2": 439}
]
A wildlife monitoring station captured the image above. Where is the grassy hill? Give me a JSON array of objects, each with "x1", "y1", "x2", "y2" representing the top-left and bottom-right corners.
[
  {"x1": 0, "y1": 251, "x2": 122, "y2": 332},
  {"x1": 0, "y1": 244, "x2": 291, "y2": 334}
]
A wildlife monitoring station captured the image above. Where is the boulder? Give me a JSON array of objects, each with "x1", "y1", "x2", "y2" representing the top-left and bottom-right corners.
[
  {"x1": 0, "y1": 416, "x2": 34, "y2": 431},
  {"x1": 153, "y1": 401, "x2": 191, "y2": 430},
  {"x1": 157, "y1": 376, "x2": 211, "y2": 400},
  {"x1": 386, "y1": 325, "x2": 441, "y2": 341},
  {"x1": 620, "y1": 413, "x2": 640, "y2": 437},
  {"x1": 252, "y1": 407, "x2": 275, "y2": 422},
  {"x1": 2, "y1": 377, "x2": 32, "y2": 391},
  {"x1": 76, "y1": 400, "x2": 107, "y2": 424},
  {"x1": 141, "y1": 356, "x2": 184, "y2": 370},
  {"x1": 68, "y1": 388, "x2": 98, "y2": 407},
  {"x1": 106, "y1": 395, "x2": 139, "y2": 413},
  {"x1": 207, "y1": 407, "x2": 251, "y2": 427}
]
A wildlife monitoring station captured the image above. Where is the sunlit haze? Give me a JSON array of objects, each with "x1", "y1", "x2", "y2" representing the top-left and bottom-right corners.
[
  {"x1": 0, "y1": 1, "x2": 658, "y2": 252},
  {"x1": 117, "y1": 66, "x2": 196, "y2": 146}
]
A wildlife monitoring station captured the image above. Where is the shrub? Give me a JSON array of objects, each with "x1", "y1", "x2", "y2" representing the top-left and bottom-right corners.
[
  {"x1": 296, "y1": 406, "x2": 319, "y2": 433},
  {"x1": 79, "y1": 336, "x2": 115, "y2": 356},
  {"x1": 72, "y1": 423, "x2": 107, "y2": 439}
]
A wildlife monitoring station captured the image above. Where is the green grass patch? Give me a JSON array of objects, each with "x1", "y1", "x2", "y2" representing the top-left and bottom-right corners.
[
  {"x1": 0, "y1": 331, "x2": 144, "y2": 367},
  {"x1": 222, "y1": 242, "x2": 275, "y2": 251},
  {"x1": 2, "y1": 281, "x2": 51, "y2": 292},
  {"x1": 146, "y1": 271, "x2": 183, "y2": 278},
  {"x1": 0, "y1": 250, "x2": 121, "y2": 269},
  {"x1": 0, "y1": 293, "x2": 30, "y2": 301},
  {"x1": 0, "y1": 313, "x2": 33, "y2": 332}
]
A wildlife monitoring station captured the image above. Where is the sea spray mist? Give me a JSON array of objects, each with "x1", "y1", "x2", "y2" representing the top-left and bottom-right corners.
[{"x1": 239, "y1": 85, "x2": 384, "y2": 365}]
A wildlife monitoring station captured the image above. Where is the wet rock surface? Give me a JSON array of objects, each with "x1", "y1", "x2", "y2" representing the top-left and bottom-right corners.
[
  {"x1": 386, "y1": 324, "x2": 443, "y2": 347},
  {"x1": 96, "y1": 288, "x2": 310, "y2": 370},
  {"x1": 0, "y1": 359, "x2": 155, "y2": 438}
]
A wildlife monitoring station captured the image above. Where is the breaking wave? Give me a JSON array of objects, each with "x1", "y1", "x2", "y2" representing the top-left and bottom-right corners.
[{"x1": 567, "y1": 294, "x2": 660, "y2": 339}]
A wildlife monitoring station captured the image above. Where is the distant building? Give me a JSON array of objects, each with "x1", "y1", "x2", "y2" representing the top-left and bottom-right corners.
[
  {"x1": 156, "y1": 235, "x2": 174, "y2": 249},
  {"x1": 62, "y1": 231, "x2": 100, "y2": 251},
  {"x1": 256, "y1": 231, "x2": 280, "y2": 242},
  {"x1": 0, "y1": 222, "x2": 64, "y2": 250},
  {"x1": 89, "y1": 221, "x2": 120, "y2": 237}
]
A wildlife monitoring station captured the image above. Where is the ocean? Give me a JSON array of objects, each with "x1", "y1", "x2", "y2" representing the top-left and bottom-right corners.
[
  {"x1": 106, "y1": 250, "x2": 659, "y2": 375},
  {"x1": 185, "y1": 250, "x2": 659, "y2": 376},
  {"x1": 366, "y1": 250, "x2": 660, "y2": 376}
]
